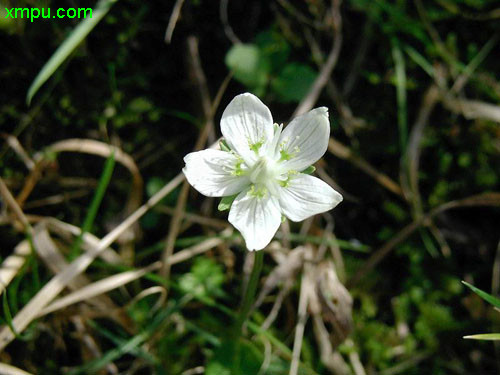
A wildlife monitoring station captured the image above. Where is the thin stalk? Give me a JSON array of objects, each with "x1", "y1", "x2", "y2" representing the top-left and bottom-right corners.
[
  {"x1": 69, "y1": 151, "x2": 115, "y2": 259},
  {"x1": 236, "y1": 250, "x2": 264, "y2": 332},
  {"x1": 233, "y1": 250, "x2": 264, "y2": 372}
]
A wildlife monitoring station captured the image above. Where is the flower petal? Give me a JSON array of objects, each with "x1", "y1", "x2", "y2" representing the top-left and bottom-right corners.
[
  {"x1": 278, "y1": 107, "x2": 330, "y2": 172},
  {"x1": 279, "y1": 173, "x2": 343, "y2": 222},
  {"x1": 229, "y1": 189, "x2": 282, "y2": 251},
  {"x1": 183, "y1": 149, "x2": 249, "y2": 197},
  {"x1": 220, "y1": 93, "x2": 274, "y2": 165}
]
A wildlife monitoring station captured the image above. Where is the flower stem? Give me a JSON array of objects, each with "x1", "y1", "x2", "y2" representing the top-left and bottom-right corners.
[
  {"x1": 237, "y1": 250, "x2": 264, "y2": 332},
  {"x1": 232, "y1": 250, "x2": 264, "y2": 372}
]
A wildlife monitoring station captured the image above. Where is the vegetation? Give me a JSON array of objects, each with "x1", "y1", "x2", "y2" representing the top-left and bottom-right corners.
[{"x1": 0, "y1": 0, "x2": 499, "y2": 374}]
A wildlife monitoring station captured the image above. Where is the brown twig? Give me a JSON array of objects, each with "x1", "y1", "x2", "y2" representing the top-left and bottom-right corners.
[
  {"x1": 165, "y1": 0, "x2": 186, "y2": 43},
  {"x1": 293, "y1": 0, "x2": 342, "y2": 117},
  {"x1": 328, "y1": 138, "x2": 403, "y2": 197},
  {"x1": 347, "y1": 193, "x2": 500, "y2": 288},
  {"x1": 401, "y1": 84, "x2": 440, "y2": 212}
]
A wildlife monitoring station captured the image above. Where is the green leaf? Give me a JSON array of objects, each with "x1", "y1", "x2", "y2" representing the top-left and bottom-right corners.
[
  {"x1": 179, "y1": 258, "x2": 225, "y2": 298},
  {"x1": 27, "y1": 0, "x2": 118, "y2": 105},
  {"x1": 255, "y1": 30, "x2": 290, "y2": 73},
  {"x1": 271, "y1": 63, "x2": 317, "y2": 103},
  {"x1": 225, "y1": 44, "x2": 270, "y2": 90},
  {"x1": 301, "y1": 165, "x2": 316, "y2": 175},
  {"x1": 69, "y1": 151, "x2": 116, "y2": 259},
  {"x1": 219, "y1": 139, "x2": 232, "y2": 152},
  {"x1": 404, "y1": 45, "x2": 435, "y2": 78},
  {"x1": 218, "y1": 194, "x2": 238, "y2": 211},
  {"x1": 206, "y1": 339, "x2": 262, "y2": 375},
  {"x1": 391, "y1": 38, "x2": 408, "y2": 152},
  {"x1": 464, "y1": 333, "x2": 500, "y2": 340},
  {"x1": 462, "y1": 281, "x2": 500, "y2": 309}
]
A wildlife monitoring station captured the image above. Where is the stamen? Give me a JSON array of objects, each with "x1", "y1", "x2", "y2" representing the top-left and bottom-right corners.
[{"x1": 248, "y1": 184, "x2": 267, "y2": 199}]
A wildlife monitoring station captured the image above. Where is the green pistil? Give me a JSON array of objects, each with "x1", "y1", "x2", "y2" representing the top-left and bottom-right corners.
[
  {"x1": 279, "y1": 179, "x2": 289, "y2": 188},
  {"x1": 248, "y1": 184, "x2": 267, "y2": 199},
  {"x1": 279, "y1": 144, "x2": 300, "y2": 162},
  {"x1": 279, "y1": 149, "x2": 292, "y2": 161},
  {"x1": 231, "y1": 158, "x2": 245, "y2": 176},
  {"x1": 278, "y1": 170, "x2": 298, "y2": 188},
  {"x1": 249, "y1": 140, "x2": 264, "y2": 154}
]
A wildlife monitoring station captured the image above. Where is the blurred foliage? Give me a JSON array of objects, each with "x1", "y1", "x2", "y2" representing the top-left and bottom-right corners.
[
  {"x1": 0, "y1": 0, "x2": 499, "y2": 374},
  {"x1": 225, "y1": 30, "x2": 318, "y2": 102}
]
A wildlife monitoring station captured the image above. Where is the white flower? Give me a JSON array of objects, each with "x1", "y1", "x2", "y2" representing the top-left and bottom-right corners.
[{"x1": 183, "y1": 93, "x2": 343, "y2": 251}]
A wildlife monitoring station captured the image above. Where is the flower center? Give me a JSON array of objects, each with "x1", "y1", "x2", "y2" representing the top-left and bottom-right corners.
[{"x1": 249, "y1": 157, "x2": 276, "y2": 185}]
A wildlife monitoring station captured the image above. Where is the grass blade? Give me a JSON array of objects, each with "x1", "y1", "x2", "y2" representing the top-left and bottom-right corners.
[
  {"x1": 464, "y1": 333, "x2": 500, "y2": 340},
  {"x1": 69, "y1": 150, "x2": 116, "y2": 259},
  {"x1": 26, "y1": 0, "x2": 118, "y2": 105},
  {"x1": 462, "y1": 281, "x2": 500, "y2": 309},
  {"x1": 391, "y1": 38, "x2": 408, "y2": 152}
]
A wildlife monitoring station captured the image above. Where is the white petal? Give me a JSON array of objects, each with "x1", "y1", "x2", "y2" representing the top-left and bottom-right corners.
[
  {"x1": 279, "y1": 174, "x2": 343, "y2": 222},
  {"x1": 228, "y1": 189, "x2": 282, "y2": 251},
  {"x1": 220, "y1": 93, "x2": 274, "y2": 165},
  {"x1": 278, "y1": 107, "x2": 330, "y2": 172},
  {"x1": 183, "y1": 149, "x2": 249, "y2": 197}
]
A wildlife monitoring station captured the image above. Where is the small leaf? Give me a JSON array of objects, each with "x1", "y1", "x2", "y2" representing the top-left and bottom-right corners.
[
  {"x1": 464, "y1": 333, "x2": 500, "y2": 340},
  {"x1": 271, "y1": 63, "x2": 317, "y2": 103},
  {"x1": 218, "y1": 194, "x2": 238, "y2": 211},
  {"x1": 225, "y1": 44, "x2": 270, "y2": 90},
  {"x1": 206, "y1": 339, "x2": 262, "y2": 375},
  {"x1": 219, "y1": 139, "x2": 231, "y2": 152},
  {"x1": 27, "y1": 0, "x2": 118, "y2": 104},
  {"x1": 179, "y1": 258, "x2": 225, "y2": 298},
  {"x1": 462, "y1": 281, "x2": 500, "y2": 309},
  {"x1": 301, "y1": 165, "x2": 316, "y2": 175},
  {"x1": 255, "y1": 30, "x2": 290, "y2": 73}
]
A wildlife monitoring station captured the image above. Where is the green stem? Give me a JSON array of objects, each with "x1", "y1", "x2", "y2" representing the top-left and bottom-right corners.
[
  {"x1": 233, "y1": 250, "x2": 264, "y2": 373},
  {"x1": 69, "y1": 151, "x2": 115, "y2": 259},
  {"x1": 236, "y1": 250, "x2": 264, "y2": 332}
]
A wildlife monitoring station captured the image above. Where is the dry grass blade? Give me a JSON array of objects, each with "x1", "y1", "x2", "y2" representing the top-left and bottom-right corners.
[
  {"x1": 160, "y1": 36, "x2": 214, "y2": 279},
  {"x1": 38, "y1": 228, "x2": 227, "y2": 318},
  {"x1": 0, "y1": 240, "x2": 30, "y2": 297},
  {"x1": 38, "y1": 262, "x2": 159, "y2": 317},
  {"x1": 0, "y1": 177, "x2": 33, "y2": 296},
  {"x1": 45, "y1": 218, "x2": 122, "y2": 265},
  {"x1": 402, "y1": 84, "x2": 440, "y2": 211},
  {"x1": 346, "y1": 339, "x2": 366, "y2": 375},
  {"x1": 155, "y1": 205, "x2": 229, "y2": 230},
  {"x1": 0, "y1": 363, "x2": 34, "y2": 375},
  {"x1": 1, "y1": 133, "x2": 34, "y2": 170},
  {"x1": 160, "y1": 37, "x2": 226, "y2": 280},
  {"x1": 33, "y1": 224, "x2": 119, "y2": 313},
  {"x1": 219, "y1": 0, "x2": 241, "y2": 44},
  {"x1": 72, "y1": 316, "x2": 119, "y2": 375},
  {"x1": 23, "y1": 189, "x2": 90, "y2": 210},
  {"x1": 160, "y1": 182, "x2": 189, "y2": 279},
  {"x1": 289, "y1": 267, "x2": 312, "y2": 375},
  {"x1": 328, "y1": 139, "x2": 403, "y2": 196},
  {"x1": 312, "y1": 314, "x2": 350, "y2": 375},
  {"x1": 347, "y1": 192, "x2": 500, "y2": 287},
  {"x1": 168, "y1": 230, "x2": 231, "y2": 265},
  {"x1": 0, "y1": 177, "x2": 31, "y2": 230},
  {"x1": 19, "y1": 139, "x2": 143, "y2": 214},
  {"x1": 0, "y1": 172, "x2": 185, "y2": 351},
  {"x1": 315, "y1": 261, "x2": 352, "y2": 347},
  {"x1": 253, "y1": 246, "x2": 306, "y2": 309},
  {"x1": 165, "y1": 0, "x2": 186, "y2": 43},
  {"x1": 293, "y1": 0, "x2": 342, "y2": 117},
  {"x1": 35, "y1": 138, "x2": 143, "y2": 213},
  {"x1": 126, "y1": 286, "x2": 166, "y2": 313},
  {"x1": 443, "y1": 97, "x2": 500, "y2": 123}
]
